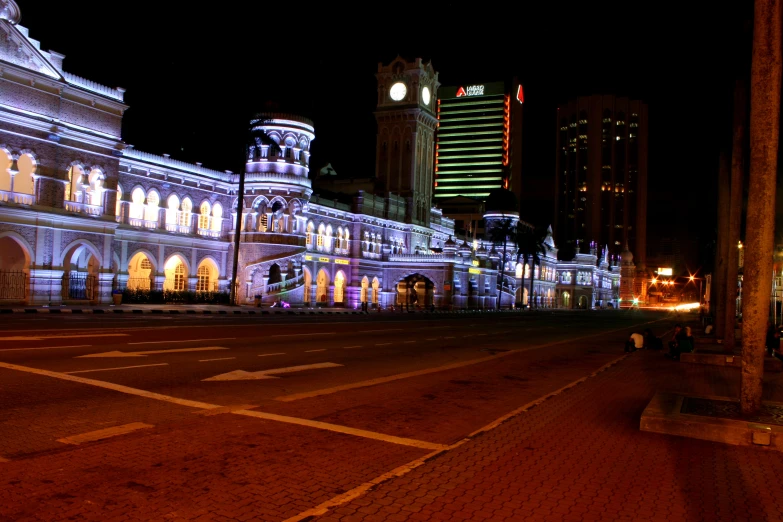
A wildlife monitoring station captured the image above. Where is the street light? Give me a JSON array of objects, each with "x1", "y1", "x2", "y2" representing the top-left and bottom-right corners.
[{"x1": 688, "y1": 274, "x2": 704, "y2": 306}]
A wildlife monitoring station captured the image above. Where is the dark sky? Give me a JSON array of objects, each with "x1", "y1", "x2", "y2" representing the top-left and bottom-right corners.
[{"x1": 19, "y1": 1, "x2": 751, "y2": 264}]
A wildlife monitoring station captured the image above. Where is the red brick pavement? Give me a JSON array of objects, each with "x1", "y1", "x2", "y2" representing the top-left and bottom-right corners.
[{"x1": 312, "y1": 351, "x2": 783, "y2": 522}]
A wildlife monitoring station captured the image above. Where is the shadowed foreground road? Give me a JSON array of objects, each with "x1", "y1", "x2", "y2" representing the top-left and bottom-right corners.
[{"x1": 2, "y1": 309, "x2": 779, "y2": 521}]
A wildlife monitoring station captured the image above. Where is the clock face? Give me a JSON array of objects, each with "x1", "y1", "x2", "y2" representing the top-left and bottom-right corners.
[
  {"x1": 421, "y1": 86, "x2": 431, "y2": 105},
  {"x1": 389, "y1": 82, "x2": 407, "y2": 101}
]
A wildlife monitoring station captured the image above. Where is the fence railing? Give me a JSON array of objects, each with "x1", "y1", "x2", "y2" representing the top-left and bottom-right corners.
[
  {"x1": 64, "y1": 272, "x2": 97, "y2": 300},
  {"x1": 64, "y1": 201, "x2": 103, "y2": 216},
  {"x1": 0, "y1": 189, "x2": 35, "y2": 206},
  {"x1": 125, "y1": 277, "x2": 152, "y2": 291},
  {"x1": 0, "y1": 270, "x2": 27, "y2": 299}
]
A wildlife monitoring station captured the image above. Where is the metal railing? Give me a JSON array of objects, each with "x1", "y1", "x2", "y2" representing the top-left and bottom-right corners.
[
  {"x1": 0, "y1": 270, "x2": 27, "y2": 299},
  {"x1": 64, "y1": 272, "x2": 97, "y2": 300}
]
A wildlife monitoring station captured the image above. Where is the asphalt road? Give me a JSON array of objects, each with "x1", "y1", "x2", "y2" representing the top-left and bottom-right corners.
[{"x1": 0, "y1": 308, "x2": 678, "y2": 521}]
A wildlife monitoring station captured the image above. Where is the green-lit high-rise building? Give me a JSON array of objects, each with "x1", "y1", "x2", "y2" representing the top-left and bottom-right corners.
[{"x1": 434, "y1": 81, "x2": 523, "y2": 206}]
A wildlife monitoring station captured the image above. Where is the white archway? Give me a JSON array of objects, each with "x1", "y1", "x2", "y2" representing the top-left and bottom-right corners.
[
  {"x1": 334, "y1": 270, "x2": 346, "y2": 304},
  {"x1": 163, "y1": 255, "x2": 189, "y2": 291},
  {"x1": 303, "y1": 266, "x2": 312, "y2": 305},
  {"x1": 127, "y1": 251, "x2": 155, "y2": 290},
  {"x1": 316, "y1": 268, "x2": 329, "y2": 304},
  {"x1": 196, "y1": 257, "x2": 219, "y2": 292}
]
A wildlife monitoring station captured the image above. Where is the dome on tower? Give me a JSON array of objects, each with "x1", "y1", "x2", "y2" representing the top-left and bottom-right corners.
[
  {"x1": 620, "y1": 243, "x2": 634, "y2": 264},
  {"x1": 0, "y1": 1, "x2": 21, "y2": 24},
  {"x1": 484, "y1": 187, "x2": 518, "y2": 215}
]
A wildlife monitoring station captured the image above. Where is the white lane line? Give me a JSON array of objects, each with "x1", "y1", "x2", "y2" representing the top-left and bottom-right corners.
[
  {"x1": 359, "y1": 329, "x2": 402, "y2": 333},
  {"x1": 204, "y1": 362, "x2": 343, "y2": 381},
  {"x1": 0, "y1": 334, "x2": 128, "y2": 341},
  {"x1": 0, "y1": 360, "x2": 444, "y2": 451},
  {"x1": 0, "y1": 344, "x2": 92, "y2": 353},
  {"x1": 77, "y1": 347, "x2": 229, "y2": 358},
  {"x1": 258, "y1": 353, "x2": 286, "y2": 357},
  {"x1": 128, "y1": 337, "x2": 235, "y2": 345},
  {"x1": 270, "y1": 332, "x2": 335, "y2": 338},
  {"x1": 65, "y1": 363, "x2": 169, "y2": 374},
  {"x1": 234, "y1": 410, "x2": 446, "y2": 451},
  {"x1": 199, "y1": 357, "x2": 236, "y2": 362},
  {"x1": 305, "y1": 349, "x2": 327, "y2": 353},
  {"x1": 343, "y1": 346, "x2": 363, "y2": 349},
  {"x1": 57, "y1": 423, "x2": 154, "y2": 445}
]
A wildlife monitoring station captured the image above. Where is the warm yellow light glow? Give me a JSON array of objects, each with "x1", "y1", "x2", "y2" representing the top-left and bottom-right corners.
[
  {"x1": 689, "y1": 276, "x2": 695, "y2": 281},
  {"x1": 651, "y1": 278, "x2": 658, "y2": 284},
  {"x1": 738, "y1": 241, "x2": 743, "y2": 249},
  {"x1": 671, "y1": 302, "x2": 700, "y2": 312}
]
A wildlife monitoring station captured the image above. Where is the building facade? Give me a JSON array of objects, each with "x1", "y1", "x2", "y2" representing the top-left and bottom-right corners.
[
  {"x1": 554, "y1": 95, "x2": 649, "y2": 268},
  {"x1": 0, "y1": 2, "x2": 617, "y2": 311}
]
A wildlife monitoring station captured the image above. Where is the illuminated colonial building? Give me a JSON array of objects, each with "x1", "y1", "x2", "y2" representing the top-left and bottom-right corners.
[{"x1": 0, "y1": 2, "x2": 617, "y2": 310}]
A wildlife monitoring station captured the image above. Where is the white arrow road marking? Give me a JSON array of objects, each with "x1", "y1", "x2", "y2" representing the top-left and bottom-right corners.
[
  {"x1": 65, "y1": 363, "x2": 169, "y2": 374},
  {"x1": 128, "y1": 337, "x2": 235, "y2": 345},
  {"x1": 203, "y1": 362, "x2": 342, "y2": 382},
  {"x1": 76, "y1": 347, "x2": 229, "y2": 358}
]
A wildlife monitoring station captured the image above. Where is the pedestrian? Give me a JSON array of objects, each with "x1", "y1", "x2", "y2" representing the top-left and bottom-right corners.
[
  {"x1": 765, "y1": 321, "x2": 780, "y2": 357},
  {"x1": 625, "y1": 332, "x2": 644, "y2": 352},
  {"x1": 666, "y1": 325, "x2": 692, "y2": 360}
]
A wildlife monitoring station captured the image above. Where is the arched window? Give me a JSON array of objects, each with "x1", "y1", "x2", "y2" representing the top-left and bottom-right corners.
[
  {"x1": 211, "y1": 202, "x2": 223, "y2": 232},
  {"x1": 145, "y1": 191, "x2": 159, "y2": 225},
  {"x1": 317, "y1": 223, "x2": 325, "y2": 250},
  {"x1": 85, "y1": 169, "x2": 104, "y2": 208},
  {"x1": 116, "y1": 185, "x2": 123, "y2": 217},
  {"x1": 372, "y1": 277, "x2": 379, "y2": 304},
  {"x1": 0, "y1": 148, "x2": 11, "y2": 192},
  {"x1": 306, "y1": 221, "x2": 314, "y2": 248},
  {"x1": 66, "y1": 166, "x2": 84, "y2": 203},
  {"x1": 344, "y1": 228, "x2": 350, "y2": 250},
  {"x1": 334, "y1": 271, "x2": 346, "y2": 304},
  {"x1": 130, "y1": 187, "x2": 145, "y2": 220},
  {"x1": 15, "y1": 154, "x2": 35, "y2": 196},
  {"x1": 199, "y1": 201, "x2": 211, "y2": 230},
  {"x1": 166, "y1": 194, "x2": 180, "y2": 225},
  {"x1": 337, "y1": 227, "x2": 344, "y2": 250},
  {"x1": 361, "y1": 276, "x2": 369, "y2": 303},
  {"x1": 515, "y1": 263, "x2": 523, "y2": 278},
  {"x1": 173, "y1": 263, "x2": 186, "y2": 291},
  {"x1": 196, "y1": 265, "x2": 212, "y2": 292},
  {"x1": 180, "y1": 198, "x2": 193, "y2": 227},
  {"x1": 325, "y1": 225, "x2": 333, "y2": 253}
]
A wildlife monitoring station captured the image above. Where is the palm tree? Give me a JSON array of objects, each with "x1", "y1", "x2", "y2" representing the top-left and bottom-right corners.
[
  {"x1": 514, "y1": 224, "x2": 546, "y2": 309},
  {"x1": 488, "y1": 218, "x2": 516, "y2": 309},
  {"x1": 229, "y1": 118, "x2": 282, "y2": 306}
]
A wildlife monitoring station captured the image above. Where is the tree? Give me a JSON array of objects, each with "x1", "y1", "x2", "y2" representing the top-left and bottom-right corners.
[
  {"x1": 741, "y1": 0, "x2": 781, "y2": 414},
  {"x1": 515, "y1": 224, "x2": 547, "y2": 309},
  {"x1": 229, "y1": 119, "x2": 282, "y2": 306},
  {"x1": 488, "y1": 218, "x2": 515, "y2": 309}
]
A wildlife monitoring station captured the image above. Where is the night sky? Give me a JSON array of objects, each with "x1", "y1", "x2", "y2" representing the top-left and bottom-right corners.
[{"x1": 19, "y1": 1, "x2": 750, "y2": 270}]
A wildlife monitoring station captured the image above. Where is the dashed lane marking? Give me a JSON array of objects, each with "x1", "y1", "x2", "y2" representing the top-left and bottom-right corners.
[
  {"x1": 403, "y1": 341, "x2": 416, "y2": 344},
  {"x1": 199, "y1": 357, "x2": 236, "y2": 362},
  {"x1": 0, "y1": 334, "x2": 128, "y2": 341},
  {"x1": 128, "y1": 337, "x2": 235, "y2": 345},
  {"x1": 445, "y1": 336, "x2": 455, "y2": 339},
  {"x1": 57, "y1": 423, "x2": 154, "y2": 445},
  {"x1": 343, "y1": 346, "x2": 363, "y2": 349},
  {"x1": 304, "y1": 349, "x2": 327, "y2": 353},
  {"x1": 258, "y1": 353, "x2": 286, "y2": 357},
  {"x1": 0, "y1": 344, "x2": 92, "y2": 353},
  {"x1": 65, "y1": 363, "x2": 169, "y2": 374},
  {"x1": 194, "y1": 404, "x2": 257, "y2": 416},
  {"x1": 375, "y1": 343, "x2": 392, "y2": 346},
  {"x1": 0, "y1": 361, "x2": 442, "y2": 451},
  {"x1": 425, "y1": 338, "x2": 438, "y2": 341},
  {"x1": 359, "y1": 329, "x2": 402, "y2": 333}
]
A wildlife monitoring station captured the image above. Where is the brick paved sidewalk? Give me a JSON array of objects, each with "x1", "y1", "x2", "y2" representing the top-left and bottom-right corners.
[{"x1": 311, "y1": 351, "x2": 783, "y2": 522}]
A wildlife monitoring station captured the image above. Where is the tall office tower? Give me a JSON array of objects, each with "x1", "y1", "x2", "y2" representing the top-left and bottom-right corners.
[
  {"x1": 434, "y1": 81, "x2": 524, "y2": 204},
  {"x1": 554, "y1": 95, "x2": 648, "y2": 268}
]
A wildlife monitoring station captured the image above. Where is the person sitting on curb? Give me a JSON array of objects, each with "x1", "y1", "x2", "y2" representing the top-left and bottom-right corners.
[
  {"x1": 667, "y1": 326, "x2": 694, "y2": 360},
  {"x1": 644, "y1": 328, "x2": 663, "y2": 350},
  {"x1": 625, "y1": 332, "x2": 645, "y2": 352}
]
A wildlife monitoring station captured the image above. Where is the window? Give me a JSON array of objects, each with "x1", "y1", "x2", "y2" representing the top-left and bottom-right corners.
[
  {"x1": 173, "y1": 263, "x2": 186, "y2": 291},
  {"x1": 145, "y1": 191, "x2": 159, "y2": 224},
  {"x1": 199, "y1": 202, "x2": 211, "y2": 230},
  {"x1": 130, "y1": 188, "x2": 145, "y2": 220},
  {"x1": 180, "y1": 198, "x2": 193, "y2": 227},
  {"x1": 196, "y1": 265, "x2": 211, "y2": 292},
  {"x1": 116, "y1": 185, "x2": 123, "y2": 217},
  {"x1": 211, "y1": 203, "x2": 223, "y2": 232},
  {"x1": 166, "y1": 194, "x2": 180, "y2": 225},
  {"x1": 141, "y1": 259, "x2": 152, "y2": 270}
]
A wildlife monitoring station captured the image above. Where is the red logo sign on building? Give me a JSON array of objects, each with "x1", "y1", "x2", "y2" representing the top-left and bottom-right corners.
[{"x1": 456, "y1": 86, "x2": 467, "y2": 97}]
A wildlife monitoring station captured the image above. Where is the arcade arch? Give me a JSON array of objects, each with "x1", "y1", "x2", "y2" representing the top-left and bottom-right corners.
[
  {"x1": 61, "y1": 241, "x2": 100, "y2": 300},
  {"x1": 396, "y1": 273, "x2": 434, "y2": 310},
  {"x1": 334, "y1": 270, "x2": 346, "y2": 304},
  {"x1": 372, "y1": 277, "x2": 379, "y2": 305},
  {"x1": 0, "y1": 234, "x2": 31, "y2": 300},
  {"x1": 196, "y1": 258, "x2": 219, "y2": 292},
  {"x1": 268, "y1": 263, "x2": 282, "y2": 285},
  {"x1": 127, "y1": 251, "x2": 155, "y2": 290},
  {"x1": 303, "y1": 267, "x2": 312, "y2": 305},
  {"x1": 562, "y1": 291, "x2": 571, "y2": 308},
  {"x1": 360, "y1": 276, "x2": 369, "y2": 303},
  {"x1": 163, "y1": 255, "x2": 188, "y2": 291},
  {"x1": 316, "y1": 268, "x2": 329, "y2": 304}
]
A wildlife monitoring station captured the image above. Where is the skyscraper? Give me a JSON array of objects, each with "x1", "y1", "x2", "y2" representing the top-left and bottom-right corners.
[
  {"x1": 554, "y1": 95, "x2": 648, "y2": 268},
  {"x1": 434, "y1": 81, "x2": 523, "y2": 204}
]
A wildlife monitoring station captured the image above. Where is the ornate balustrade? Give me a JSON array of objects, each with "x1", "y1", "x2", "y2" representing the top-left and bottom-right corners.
[
  {"x1": 0, "y1": 189, "x2": 35, "y2": 205},
  {"x1": 197, "y1": 228, "x2": 222, "y2": 238},
  {"x1": 388, "y1": 253, "x2": 445, "y2": 263},
  {"x1": 64, "y1": 201, "x2": 103, "y2": 216}
]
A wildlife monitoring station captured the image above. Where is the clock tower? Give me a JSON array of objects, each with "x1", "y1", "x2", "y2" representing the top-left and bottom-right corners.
[{"x1": 375, "y1": 57, "x2": 439, "y2": 225}]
